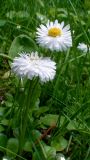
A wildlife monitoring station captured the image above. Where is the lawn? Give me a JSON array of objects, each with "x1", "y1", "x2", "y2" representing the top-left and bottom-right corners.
[{"x1": 0, "y1": 0, "x2": 90, "y2": 160}]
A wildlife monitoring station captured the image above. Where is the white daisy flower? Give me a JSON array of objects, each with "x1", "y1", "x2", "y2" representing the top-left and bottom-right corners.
[
  {"x1": 11, "y1": 52, "x2": 56, "y2": 83},
  {"x1": 77, "y1": 43, "x2": 90, "y2": 53},
  {"x1": 36, "y1": 20, "x2": 72, "y2": 51}
]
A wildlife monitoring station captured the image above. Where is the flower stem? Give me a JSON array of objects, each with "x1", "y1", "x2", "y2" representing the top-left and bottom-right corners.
[{"x1": 19, "y1": 78, "x2": 39, "y2": 153}]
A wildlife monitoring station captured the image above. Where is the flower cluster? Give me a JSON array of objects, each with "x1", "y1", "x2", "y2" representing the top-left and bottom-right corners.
[
  {"x1": 11, "y1": 19, "x2": 73, "y2": 82},
  {"x1": 11, "y1": 19, "x2": 89, "y2": 83}
]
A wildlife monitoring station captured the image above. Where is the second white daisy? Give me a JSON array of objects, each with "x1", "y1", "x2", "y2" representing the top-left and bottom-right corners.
[
  {"x1": 36, "y1": 20, "x2": 72, "y2": 52},
  {"x1": 77, "y1": 43, "x2": 90, "y2": 53},
  {"x1": 11, "y1": 52, "x2": 56, "y2": 83}
]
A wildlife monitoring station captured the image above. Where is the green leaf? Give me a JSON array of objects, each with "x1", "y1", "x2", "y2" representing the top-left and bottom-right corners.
[
  {"x1": 32, "y1": 143, "x2": 56, "y2": 160},
  {"x1": 0, "y1": 107, "x2": 5, "y2": 116},
  {"x1": 24, "y1": 130, "x2": 41, "y2": 152},
  {"x1": 67, "y1": 121, "x2": 77, "y2": 130},
  {"x1": 2, "y1": 71, "x2": 10, "y2": 79},
  {"x1": 0, "y1": 19, "x2": 6, "y2": 27},
  {"x1": 51, "y1": 136, "x2": 68, "y2": 151},
  {"x1": 24, "y1": 141, "x2": 32, "y2": 152},
  {"x1": 43, "y1": 145, "x2": 56, "y2": 160},
  {"x1": 5, "y1": 101, "x2": 13, "y2": 107},
  {"x1": 34, "y1": 106, "x2": 49, "y2": 117},
  {"x1": 32, "y1": 152, "x2": 42, "y2": 160},
  {"x1": 31, "y1": 129, "x2": 41, "y2": 142},
  {"x1": 5, "y1": 93, "x2": 13, "y2": 102},
  {"x1": 1, "y1": 119, "x2": 9, "y2": 126},
  {"x1": 6, "y1": 138, "x2": 19, "y2": 158},
  {"x1": 9, "y1": 34, "x2": 38, "y2": 59},
  {"x1": 40, "y1": 114, "x2": 59, "y2": 126},
  {"x1": 0, "y1": 125, "x2": 5, "y2": 132},
  {"x1": 0, "y1": 133, "x2": 8, "y2": 152},
  {"x1": 85, "y1": 0, "x2": 90, "y2": 9},
  {"x1": 37, "y1": 0, "x2": 44, "y2": 7}
]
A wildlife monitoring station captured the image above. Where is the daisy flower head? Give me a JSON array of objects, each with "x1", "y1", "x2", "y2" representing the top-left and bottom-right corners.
[
  {"x1": 36, "y1": 20, "x2": 72, "y2": 52},
  {"x1": 11, "y1": 52, "x2": 56, "y2": 83},
  {"x1": 77, "y1": 43, "x2": 90, "y2": 53}
]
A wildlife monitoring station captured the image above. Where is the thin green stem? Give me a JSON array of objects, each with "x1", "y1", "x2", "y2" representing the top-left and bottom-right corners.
[
  {"x1": 84, "y1": 146, "x2": 90, "y2": 160},
  {"x1": 19, "y1": 79, "x2": 39, "y2": 153},
  {"x1": 0, "y1": 146, "x2": 26, "y2": 160}
]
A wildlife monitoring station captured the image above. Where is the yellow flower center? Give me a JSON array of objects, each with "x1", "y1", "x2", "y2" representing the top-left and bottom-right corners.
[{"x1": 48, "y1": 27, "x2": 62, "y2": 37}]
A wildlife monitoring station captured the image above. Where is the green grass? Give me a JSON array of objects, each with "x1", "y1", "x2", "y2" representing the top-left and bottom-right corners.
[{"x1": 0, "y1": 0, "x2": 90, "y2": 160}]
